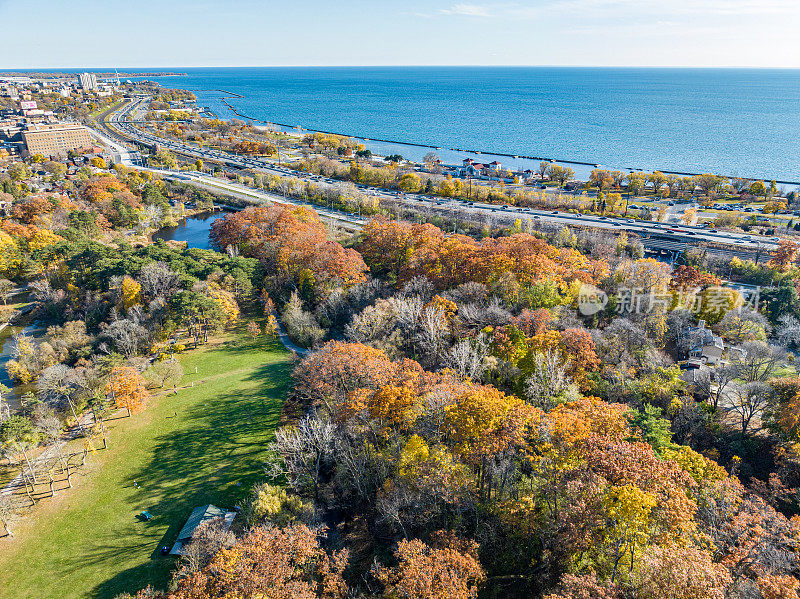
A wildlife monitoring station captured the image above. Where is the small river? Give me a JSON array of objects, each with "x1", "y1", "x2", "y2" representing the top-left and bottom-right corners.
[
  {"x1": 152, "y1": 212, "x2": 229, "y2": 249},
  {"x1": 0, "y1": 323, "x2": 43, "y2": 414}
]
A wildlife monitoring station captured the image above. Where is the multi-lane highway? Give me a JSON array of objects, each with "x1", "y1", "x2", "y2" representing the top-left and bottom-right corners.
[{"x1": 100, "y1": 97, "x2": 780, "y2": 256}]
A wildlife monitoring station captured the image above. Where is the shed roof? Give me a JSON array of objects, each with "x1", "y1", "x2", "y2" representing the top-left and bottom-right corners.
[
  {"x1": 170, "y1": 504, "x2": 236, "y2": 555},
  {"x1": 176, "y1": 504, "x2": 229, "y2": 542}
]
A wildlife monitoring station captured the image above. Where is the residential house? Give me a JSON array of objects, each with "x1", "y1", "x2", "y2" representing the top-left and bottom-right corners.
[
  {"x1": 459, "y1": 157, "x2": 503, "y2": 178},
  {"x1": 683, "y1": 320, "x2": 725, "y2": 365}
]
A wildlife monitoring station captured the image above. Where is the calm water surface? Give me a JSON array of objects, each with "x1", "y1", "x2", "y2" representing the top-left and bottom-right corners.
[
  {"x1": 152, "y1": 212, "x2": 226, "y2": 249},
  {"x1": 139, "y1": 67, "x2": 800, "y2": 184}
]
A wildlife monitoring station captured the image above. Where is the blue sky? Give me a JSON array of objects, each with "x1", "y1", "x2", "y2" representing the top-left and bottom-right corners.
[{"x1": 2, "y1": 0, "x2": 799, "y2": 68}]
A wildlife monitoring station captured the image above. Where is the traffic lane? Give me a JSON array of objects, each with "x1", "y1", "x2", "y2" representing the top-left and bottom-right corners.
[{"x1": 107, "y1": 103, "x2": 780, "y2": 250}]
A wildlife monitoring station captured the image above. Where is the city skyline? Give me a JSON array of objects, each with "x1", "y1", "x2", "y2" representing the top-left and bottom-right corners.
[{"x1": 1, "y1": 0, "x2": 799, "y2": 69}]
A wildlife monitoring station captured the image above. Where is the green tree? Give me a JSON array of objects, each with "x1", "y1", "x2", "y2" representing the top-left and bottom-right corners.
[
  {"x1": 169, "y1": 290, "x2": 222, "y2": 347},
  {"x1": 150, "y1": 150, "x2": 178, "y2": 169},
  {"x1": 7, "y1": 163, "x2": 32, "y2": 182},
  {"x1": 627, "y1": 403, "x2": 672, "y2": 454},
  {"x1": 1, "y1": 415, "x2": 39, "y2": 482}
]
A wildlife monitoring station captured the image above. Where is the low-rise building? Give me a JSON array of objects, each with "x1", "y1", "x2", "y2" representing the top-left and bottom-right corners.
[
  {"x1": 21, "y1": 123, "x2": 93, "y2": 157},
  {"x1": 683, "y1": 321, "x2": 725, "y2": 365},
  {"x1": 459, "y1": 157, "x2": 503, "y2": 177}
]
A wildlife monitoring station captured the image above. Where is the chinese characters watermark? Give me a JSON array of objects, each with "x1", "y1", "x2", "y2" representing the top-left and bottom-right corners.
[{"x1": 577, "y1": 284, "x2": 759, "y2": 317}]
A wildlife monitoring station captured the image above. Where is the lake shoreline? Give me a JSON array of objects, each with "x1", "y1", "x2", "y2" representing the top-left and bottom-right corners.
[{"x1": 137, "y1": 67, "x2": 800, "y2": 187}]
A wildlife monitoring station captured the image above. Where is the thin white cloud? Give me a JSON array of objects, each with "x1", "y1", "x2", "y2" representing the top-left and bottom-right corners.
[
  {"x1": 440, "y1": 4, "x2": 492, "y2": 17},
  {"x1": 510, "y1": 0, "x2": 800, "y2": 17}
]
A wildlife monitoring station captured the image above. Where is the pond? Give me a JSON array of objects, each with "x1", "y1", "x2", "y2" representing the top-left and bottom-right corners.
[{"x1": 152, "y1": 211, "x2": 229, "y2": 250}]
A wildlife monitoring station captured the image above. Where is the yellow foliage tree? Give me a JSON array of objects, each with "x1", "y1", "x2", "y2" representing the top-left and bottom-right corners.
[
  {"x1": 205, "y1": 282, "x2": 239, "y2": 324},
  {"x1": 27, "y1": 229, "x2": 63, "y2": 253},
  {"x1": 105, "y1": 366, "x2": 150, "y2": 416},
  {"x1": 0, "y1": 231, "x2": 21, "y2": 277},
  {"x1": 264, "y1": 314, "x2": 279, "y2": 339},
  {"x1": 120, "y1": 276, "x2": 143, "y2": 313},
  {"x1": 601, "y1": 484, "x2": 657, "y2": 582}
]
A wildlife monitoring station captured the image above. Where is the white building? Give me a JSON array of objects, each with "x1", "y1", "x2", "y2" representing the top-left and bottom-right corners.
[{"x1": 79, "y1": 72, "x2": 98, "y2": 91}]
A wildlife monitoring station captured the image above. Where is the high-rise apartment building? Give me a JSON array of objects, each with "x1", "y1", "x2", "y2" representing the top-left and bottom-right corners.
[{"x1": 79, "y1": 72, "x2": 98, "y2": 91}]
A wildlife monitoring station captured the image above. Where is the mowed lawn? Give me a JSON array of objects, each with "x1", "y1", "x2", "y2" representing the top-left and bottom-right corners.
[{"x1": 0, "y1": 333, "x2": 292, "y2": 599}]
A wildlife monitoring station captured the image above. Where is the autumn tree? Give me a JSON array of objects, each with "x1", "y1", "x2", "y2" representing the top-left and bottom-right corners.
[
  {"x1": 105, "y1": 366, "x2": 150, "y2": 416},
  {"x1": 769, "y1": 239, "x2": 799, "y2": 271},
  {"x1": 648, "y1": 172, "x2": 668, "y2": 196},
  {"x1": 628, "y1": 546, "x2": 731, "y2": 599},
  {"x1": 246, "y1": 320, "x2": 261, "y2": 339},
  {"x1": 210, "y1": 205, "x2": 367, "y2": 297},
  {"x1": 120, "y1": 276, "x2": 143, "y2": 313},
  {"x1": 264, "y1": 314, "x2": 279, "y2": 340},
  {"x1": 670, "y1": 264, "x2": 721, "y2": 291},
  {"x1": 591, "y1": 170, "x2": 614, "y2": 193},
  {"x1": 549, "y1": 165, "x2": 574, "y2": 187},
  {"x1": 601, "y1": 484, "x2": 658, "y2": 582},
  {"x1": 695, "y1": 173, "x2": 724, "y2": 197},
  {"x1": 170, "y1": 524, "x2": 348, "y2": 599},
  {"x1": 374, "y1": 533, "x2": 486, "y2": 599},
  {"x1": 626, "y1": 173, "x2": 646, "y2": 197},
  {"x1": 293, "y1": 341, "x2": 418, "y2": 415}
]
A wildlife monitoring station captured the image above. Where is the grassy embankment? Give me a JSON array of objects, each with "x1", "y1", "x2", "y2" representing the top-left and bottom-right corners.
[{"x1": 0, "y1": 328, "x2": 291, "y2": 599}]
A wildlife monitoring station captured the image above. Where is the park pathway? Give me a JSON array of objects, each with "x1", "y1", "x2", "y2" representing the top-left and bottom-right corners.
[{"x1": 271, "y1": 311, "x2": 309, "y2": 357}]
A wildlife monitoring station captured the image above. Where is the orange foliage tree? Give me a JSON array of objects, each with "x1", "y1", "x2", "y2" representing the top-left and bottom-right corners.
[
  {"x1": 105, "y1": 366, "x2": 150, "y2": 416},
  {"x1": 670, "y1": 264, "x2": 722, "y2": 290},
  {"x1": 769, "y1": 239, "x2": 800, "y2": 271},
  {"x1": 374, "y1": 533, "x2": 486, "y2": 599},
  {"x1": 358, "y1": 217, "x2": 607, "y2": 290},
  {"x1": 210, "y1": 205, "x2": 368, "y2": 295},
  {"x1": 293, "y1": 341, "x2": 423, "y2": 415},
  {"x1": 170, "y1": 524, "x2": 348, "y2": 599}
]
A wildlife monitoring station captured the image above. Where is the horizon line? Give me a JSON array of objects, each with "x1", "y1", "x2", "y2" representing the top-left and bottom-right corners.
[{"x1": 3, "y1": 64, "x2": 800, "y2": 71}]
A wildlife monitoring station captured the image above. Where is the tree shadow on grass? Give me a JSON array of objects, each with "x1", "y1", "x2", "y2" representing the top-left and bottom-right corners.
[{"x1": 86, "y1": 344, "x2": 291, "y2": 599}]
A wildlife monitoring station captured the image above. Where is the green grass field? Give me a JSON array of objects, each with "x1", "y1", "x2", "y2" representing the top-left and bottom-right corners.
[{"x1": 0, "y1": 332, "x2": 291, "y2": 599}]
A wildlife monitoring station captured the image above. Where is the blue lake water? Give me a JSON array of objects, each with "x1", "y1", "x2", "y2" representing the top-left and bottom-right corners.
[
  {"x1": 19, "y1": 66, "x2": 800, "y2": 183},
  {"x1": 133, "y1": 67, "x2": 800, "y2": 185}
]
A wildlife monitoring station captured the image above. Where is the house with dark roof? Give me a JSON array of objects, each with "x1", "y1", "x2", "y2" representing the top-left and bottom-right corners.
[
  {"x1": 679, "y1": 320, "x2": 747, "y2": 367},
  {"x1": 169, "y1": 504, "x2": 237, "y2": 555}
]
